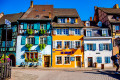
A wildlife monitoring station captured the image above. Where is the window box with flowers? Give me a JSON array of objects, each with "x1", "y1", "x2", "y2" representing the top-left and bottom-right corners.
[
  {"x1": 39, "y1": 29, "x2": 46, "y2": 36},
  {"x1": 25, "y1": 44, "x2": 33, "y2": 51},
  {"x1": 39, "y1": 44, "x2": 46, "y2": 51},
  {"x1": 27, "y1": 29, "x2": 34, "y2": 35}
]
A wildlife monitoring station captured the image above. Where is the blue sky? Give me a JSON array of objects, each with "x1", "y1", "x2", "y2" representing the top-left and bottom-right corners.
[{"x1": 0, "y1": 0, "x2": 120, "y2": 20}]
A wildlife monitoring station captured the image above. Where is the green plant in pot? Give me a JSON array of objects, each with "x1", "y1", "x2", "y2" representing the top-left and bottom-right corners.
[
  {"x1": 42, "y1": 44, "x2": 46, "y2": 49},
  {"x1": 39, "y1": 44, "x2": 43, "y2": 50},
  {"x1": 27, "y1": 29, "x2": 33, "y2": 35},
  {"x1": 29, "y1": 58, "x2": 33, "y2": 62},
  {"x1": 43, "y1": 30, "x2": 46, "y2": 34},
  {"x1": 40, "y1": 29, "x2": 43, "y2": 35},
  {"x1": 25, "y1": 58, "x2": 29, "y2": 62},
  {"x1": 102, "y1": 34, "x2": 106, "y2": 36},
  {"x1": 25, "y1": 44, "x2": 33, "y2": 51}
]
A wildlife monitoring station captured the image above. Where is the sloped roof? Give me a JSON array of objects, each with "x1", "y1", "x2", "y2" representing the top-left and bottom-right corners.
[
  {"x1": 20, "y1": 5, "x2": 54, "y2": 20},
  {"x1": 98, "y1": 7, "x2": 120, "y2": 15},
  {"x1": 0, "y1": 12, "x2": 23, "y2": 25},
  {"x1": 53, "y1": 8, "x2": 79, "y2": 17},
  {"x1": 52, "y1": 8, "x2": 84, "y2": 27}
]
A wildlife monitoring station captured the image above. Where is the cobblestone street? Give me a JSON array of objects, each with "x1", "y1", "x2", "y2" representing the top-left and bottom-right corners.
[{"x1": 9, "y1": 68, "x2": 120, "y2": 80}]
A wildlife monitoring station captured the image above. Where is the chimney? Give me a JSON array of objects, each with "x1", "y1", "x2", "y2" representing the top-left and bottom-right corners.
[
  {"x1": 113, "y1": 4, "x2": 119, "y2": 9},
  {"x1": 90, "y1": 17, "x2": 92, "y2": 21},
  {"x1": 0, "y1": 12, "x2": 4, "y2": 18},
  {"x1": 30, "y1": 1, "x2": 33, "y2": 8},
  {"x1": 49, "y1": 12, "x2": 51, "y2": 18}
]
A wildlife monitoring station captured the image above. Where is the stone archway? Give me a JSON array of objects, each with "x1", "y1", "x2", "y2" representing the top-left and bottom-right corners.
[{"x1": 9, "y1": 54, "x2": 16, "y2": 67}]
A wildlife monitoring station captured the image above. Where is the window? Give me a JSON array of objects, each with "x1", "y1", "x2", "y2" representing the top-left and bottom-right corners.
[
  {"x1": 115, "y1": 26, "x2": 119, "y2": 31},
  {"x1": 71, "y1": 18, "x2": 75, "y2": 24},
  {"x1": 102, "y1": 30, "x2": 107, "y2": 36},
  {"x1": 103, "y1": 44, "x2": 109, "y2": 50},
  {"x1": 61, "y1": 18, "x2": 65, "y2": 23},
  {"x1": 87, "y1": 44, "x2": 93, "y2": 50},
  {"x1": 97, "y1": 57, "x2": 102, "y2": 63},
  {"x1": 63, "y1": 29, "x2": 69, "y2": 35},
  {"x1": 40, "y1": 37, "x2": 47, "y2": 44},
  {"x1": 87, "y1": 31, "x2": 92, "y2": 37},
  {"x1": 56, "y1": 56, "x2": 62, "y2": 64},
  {"x1": 2, "y1": 29, "x2": 12, "y2": 41},
  {"x1": 41, "y1": 24, "x2": 47, "y2": 30},
  {"x1": 98, "y1": 21, "x2": 102, "y2": 27},
  {"x1": 105, "y1": 57, "x2": 110, "y2": 63},
  {"x1": 27, "y1": 24, "x2": 34, "y2": 29},
  {"x1": 75, "y1": 41, "x2": 80, "y2": 48},
  {"x1": 64, "y1": 41, "x2": 70, "y2": 48},
  {"x1": 57, "y1": 41, "x2": 62, "y2": 48},
  {"x1": 65, "y1": 57, "x2": 70, "y2": 64},
  {"x1": 25, "y1": 52, "x2": 38, "y2": 60},
  {"x1": 75, "y1": 29, "x2": 80, "y2": 35},
  {"x1": 57, "y1": 29, "x2": 62, "y2": 35},
  {"x1": 86, "y1": 21, "x2": 90, "y2": 26},
  {"x1": 27, "y1": 37, "x2": 34, "y2": 44}
]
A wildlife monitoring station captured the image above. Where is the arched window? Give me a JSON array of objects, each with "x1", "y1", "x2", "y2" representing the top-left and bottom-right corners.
[{"x1": 98, "y1": 21, "x2": 102, "y2": 27}]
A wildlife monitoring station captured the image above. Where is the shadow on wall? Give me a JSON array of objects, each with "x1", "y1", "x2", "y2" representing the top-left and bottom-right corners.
[
  {"x1": 21, "y1": 46, "x2": 27, "y2": 51},
  {"x1": 84, "y1": 71, "x2": 120, "y2": 80}
]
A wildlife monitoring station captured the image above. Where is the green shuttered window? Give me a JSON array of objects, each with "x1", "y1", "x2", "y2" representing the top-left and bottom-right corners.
[
  {"x1": 34, "y1": 36, "x2": 39, "y2": 45},
  {"x1": 21, "y1": 36, "x2": 26, "y2": 45},
  {"x1": 23, "y1": 23, "x2": 27, "y2": 29},
  {"x1": 47, "y1": 36, "x2": 51, "y2": 45},
  {"x1": 47, "y1": 22, "x2": 50, "y2": 30}
]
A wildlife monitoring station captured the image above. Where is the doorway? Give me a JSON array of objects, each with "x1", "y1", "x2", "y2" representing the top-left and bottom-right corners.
[
  {"x1": 88, "y1": 57, "x2": 92, "y2": 67},
  {"x1": 44, "y1": 56, "x2": 50, "y2": 67},
  {"x1": 9, "y1": 54, "x2": 16, "y2": 67},
  {"x1": 76, "y1": 56, "x2": 81, "y2": 67}
]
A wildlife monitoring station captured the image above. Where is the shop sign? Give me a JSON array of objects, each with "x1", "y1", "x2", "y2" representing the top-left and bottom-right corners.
[{"x1": 71, "y1": 57, "x2": 75, "y2": 61}]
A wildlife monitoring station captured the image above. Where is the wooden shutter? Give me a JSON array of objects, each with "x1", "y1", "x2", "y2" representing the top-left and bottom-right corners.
[
  {"x1": 2, "y1": 41, "x2": 5, "y2": 47},
  {"x1": 53, "y1": 29, "x2": 56, "y2": 35},
  {"x1": 34, "y1": 23, "x2": 38, "y2": 30},
  {"x1": 34, "y1": 36, "x2": 39, "y2": 45},
  {"x1": 109, "y1": 43, "x2": 113, "y2": 51},
  {"x1": 69, "y1": 18, "x2": 71, "y2": 23},
  {"x1": 69, "y1": 28, "x2": 72, "y2": 35},
  {"x1": 58, "y1": 18, "x2": 61, "y2": 23},
  {"x1": 37, "y1": 23, "x2": 40, "y2": 30},
  {"x1": 84, "y1": 44, "x2": 87, "y2": 51},
  {"x1": 21, "y1": 36, "x2": 26, "y2": 45},
  {"x1": 93, "y1": 44, "x2": 96, "y2": 51},
  {"x1": 105, "y1": 57, "x2": 107, "y2": 63},
  {"x1": 53, "y1": 41, "x2": 55, "y2": 48},
  {"x1": 113, "y1": 25, "x2": 116, "y2": 32},
  {"x1": 11, "y1": 41, "x2": 13, "y2": 47},
  {"x1": 47, "y1": 36, "x2": 52, "y2": 45},
  {"x1": 80, "y1": 29, "x2": 83, "y2": 35},
  {"x1": 72, "y1": 41, "x2": 75, "y2": 49},
  {"x1": 99, "y1": 44, "x2": 103, "y2": 51},
  {"x1": 23, "y1": 23, "x2": 27, "y2": 29},
  {"x1": 65, "y1": 18, "x2": 67, "y2": 23},
  {"x1": 47, "y1": 22, "x2": 50, "y2": 30},
  {"x1": 108, "y1": 57, "x2": 110, "y2": 63}
]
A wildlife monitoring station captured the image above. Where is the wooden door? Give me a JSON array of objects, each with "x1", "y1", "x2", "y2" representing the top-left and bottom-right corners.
[
  {"x1": 44, "y1": 56, "x2": 50, "y2": 67},
  {"x1": 88, "y1": 57, "x2": 92, "y2": 67},
  {"x1": 76, "y1": 56, "x2": 81, "y2": 67}
]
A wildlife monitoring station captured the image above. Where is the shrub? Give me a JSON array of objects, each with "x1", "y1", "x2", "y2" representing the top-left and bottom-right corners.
[
  {"x1": 25, "y1": 44, "x2": 33, "y2": 51},
  {"x1": 27, "y1": 29, "x2": 33, "y2": 35}
]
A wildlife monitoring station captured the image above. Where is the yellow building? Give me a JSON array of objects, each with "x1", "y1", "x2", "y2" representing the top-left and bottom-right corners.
[{"x1": 51, "y1": 8, "x2": 84, "y2": 68}]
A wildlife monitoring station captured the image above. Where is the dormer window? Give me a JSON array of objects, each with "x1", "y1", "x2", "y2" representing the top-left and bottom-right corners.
[
  {"x1": 86, "y1": 21, "x2": 90, "y2": 27},
  {"x1": 71, "y1": 18, "x2": 75, "y2": 24},
  {"x1": 98, "y1": 21, "x2": 102, "y2": 27},
  {"x1": 116, "y1": 17, "x2": 119, "y2": 21}
]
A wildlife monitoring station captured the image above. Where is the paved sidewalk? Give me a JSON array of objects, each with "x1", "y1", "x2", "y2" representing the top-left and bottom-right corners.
[{"x1": 9, "y1": 68, "x2": 120, "y2": 80}]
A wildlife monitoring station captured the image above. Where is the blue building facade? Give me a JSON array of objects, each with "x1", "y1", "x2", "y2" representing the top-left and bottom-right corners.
[{"x1": 16, "y1": 4, "x2": 53, "y2": 67}]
